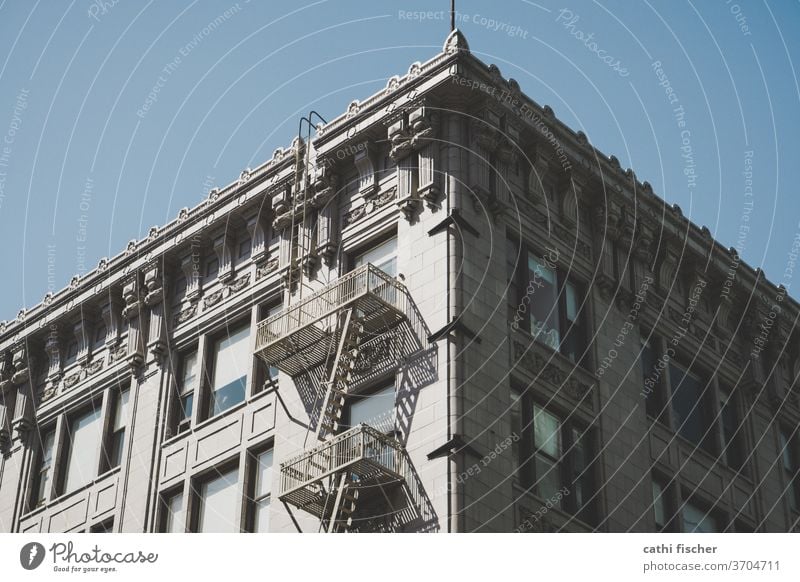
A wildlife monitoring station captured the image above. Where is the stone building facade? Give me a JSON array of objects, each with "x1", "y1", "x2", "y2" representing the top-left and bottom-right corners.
[{"x1": 0, "y1": 31, "x2": 798, "y2": 533}]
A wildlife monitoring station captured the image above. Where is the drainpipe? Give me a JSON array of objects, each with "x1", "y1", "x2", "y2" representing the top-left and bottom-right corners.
[{"x1": 446, "y1": 109, "x2": 465, "y2": 533}]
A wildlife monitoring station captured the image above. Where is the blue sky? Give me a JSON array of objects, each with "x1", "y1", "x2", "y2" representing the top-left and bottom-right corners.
[{"x1": 0, "y1": 0, "x2": 798, "y2": 320}]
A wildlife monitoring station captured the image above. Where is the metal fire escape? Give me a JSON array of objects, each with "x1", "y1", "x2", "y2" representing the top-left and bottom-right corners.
[{"x1": 254, "y1": 264, "x2": 427, "y2": 532}]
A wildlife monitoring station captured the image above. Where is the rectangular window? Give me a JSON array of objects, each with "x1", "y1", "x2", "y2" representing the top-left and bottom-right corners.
[
  {"x1": 354, "y1": 237, "x2": 397, "y2": 277},
  {"x1": 248, "y1": 449, "x2": 273, "y2": 533},
  {"x1": 32, "y1": 430, "x2": 55, "y2": 507},
  {"x1": 719, "y1": 387, "x2": 743, "y2": 469},
  {"x1": 516, "y1": 399, "x2": 593, "y2": 521},
  {"x1": 162, "y1": 490, "x2": 185, "y2": 533},
  {"x1": 682, "y1": 501, "x2": 718, "y2": 533},
  {"x1": 510, "y1": 240, "x2": 587, "y2": 365},
  {"x1": 208, "y1": 325, "x2": 250, "y2": 417},
  {"x1": 105, "y1": 388, "x2": 129, "y2": 469},
  {"x1": 669, "y1": 364, "x2": 712, "y2": 452},
  {"x1": 196, "y1": 468, "x2": 240, "y2": 533},
  {"x1": 780, "y1": 430, "x2": 799, "y2": 512},
  {"x1": 175, "y1": 350, "x2": 198, "y2": 434},
  {"x1": 344, "y1": 384, "x2": 395, "y2": 433},
  {"x1": 206, "y1": 258, "x2": 219, "y2": 279},
  {"x1": 63, "y1": 406, "x2": 103, "y2": 494}
]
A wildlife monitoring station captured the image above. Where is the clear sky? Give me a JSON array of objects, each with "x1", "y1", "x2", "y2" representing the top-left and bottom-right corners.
[{"x1": 0, "y1": 0, "x2": 798, "y2": 321}]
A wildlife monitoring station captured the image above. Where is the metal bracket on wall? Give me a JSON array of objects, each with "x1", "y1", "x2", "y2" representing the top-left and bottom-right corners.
[
  {"x1": 428, "y1": 316, "x2": 481, "y2": 344},
  {"x1": 427, "y1": 208, "x2": 480, "y2": 238}
]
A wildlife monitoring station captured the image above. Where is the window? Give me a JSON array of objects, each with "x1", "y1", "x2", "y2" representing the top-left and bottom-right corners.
[
  {"x1": 195, "y1": 468, "x2": 240, "y2": 533},
  {"x1": 509, "y1": 239, "x2": 587, "y2": 364},
  {"x1": 682, "y1": 500, "x2": 718, "y2": 533},
  {"x1": 651, "y1": 477, "x2": 670, "y2": 532},
  {"x1": 512, "y1": 387, "x2": 594, "y2": 522},
  {"x1": 248, "y1": 449, "x2": 273, "y2": 532},
  {"x1": 669, "y1": 363, "x2": 712, "y2": 452},
  {"x1": 175, "y1": 350, "x2": 198, "y2": 434},
  {"x1": 161, "y1": 490, "x2": 185, "y2": 533},
  {"x1": 206, "y1": 257, "x2": 219, "y2": 279},
  {"x1": 719, "y1": 387, "x2": 743, "y2": 469},
  {"x1": 641, "y1": 337, "x2": 664, "y2": 422},
  {"x1": 63, "y1": 406, "x2": 103, "y2": 493},
  {"x1": 93, "y1": 324, "x2": 107, "y2": 347},
  {"x1": 105, "y1": 388, "x2": 129, "y2": 469},
  {"x1": 65, "y1": 340, "x2": 79, "y2": 364},
  {"x1": 344, "y1": 384, "x2": 395, "y2": 433},
  {"x1": 174, "y1": 276, "x2": 187, "y2": 299},
  {"x1": 354, "y1": 236, "x2": 397, "y2": 277},
  {"x1": 32, "y1": 430, "x2": 55, "y2": 507},
  {"x1": 238, "y1": 237, "x2": 252, "y2": 260},
  {"x1": 780, "y1": 430, "x2": 799, "y2": 513},
  {"x1": 208, "y1": 325, "x2": 250, "y2": 418},
  {"x1": 510, "y1": 386, "x2": 523, "y2": 478}
]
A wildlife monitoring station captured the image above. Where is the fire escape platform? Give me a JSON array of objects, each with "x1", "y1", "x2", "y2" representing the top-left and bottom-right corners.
[
  {"x1": 278, "y1": 424, "x2": 406, "y2": 520},
  {"x1": 254, "y1": 264, "x2": 411, "y2": 377}
]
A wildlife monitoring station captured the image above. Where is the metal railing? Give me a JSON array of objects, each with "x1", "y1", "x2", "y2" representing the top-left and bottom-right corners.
[
  {"x1": 255, "y1": 264, "x2": 408, "y2": 352},
  {"x1": 279, "y1": 423, "x2": 406, "y2": 498}
]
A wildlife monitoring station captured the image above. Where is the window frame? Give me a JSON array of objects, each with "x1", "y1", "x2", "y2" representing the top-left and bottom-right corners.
[
  {"x1": 203, "y1": 320, "x2": 251, "y2": 421},
  {"x1": 190, "y1": 463, "x2": 242, "y2": 533},
  {"x1": 245, "y1": 446, "x2": 274, "y2": 533},
  {"x1": 508, "y1": 237, "x2": 589, "y2": 366},
  {"x1": 173, "y1": 347, "x2": 199, "y2": 435},
  {"x1": 30, "y1": 427, "x2": 56, "y2": 509},
  {"x1": 159, "y1": 486, "x2": 187, "y2": 533},
  {"x1": 350, "y1": 233, "x2": 398, "y2": 278},
  {"x1": 779, "y1": 428, "x2": 800, "y2": 514},
  {"x1": 102, "y1": 385, "x2": 130, "y2": 471},
  {"x1": 342, "y1": 379, "x2": 397, "y2": 435},
  {"x1": 511, "y1": 383, "x2": 595, "y2": 524},
  {"x1": 60, "y1": 401, "x2": 105, "y2": 496}
]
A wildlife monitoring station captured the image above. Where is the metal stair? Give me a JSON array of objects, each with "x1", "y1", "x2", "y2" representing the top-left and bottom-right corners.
[{"x1": 254, "y1": 263, "x2": 427, "y2": 532}]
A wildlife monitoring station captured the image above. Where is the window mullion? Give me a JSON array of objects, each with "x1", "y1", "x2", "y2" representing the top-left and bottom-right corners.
[{"x1": 98, "y1": 386, "x2": 113, "y2": 474}]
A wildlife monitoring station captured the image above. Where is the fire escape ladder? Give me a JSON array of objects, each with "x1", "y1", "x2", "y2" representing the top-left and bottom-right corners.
[
  {"x1": 315, "y1": 308, "x2": 362, "y2": 441},
  {"x1": 325, "y1": 472, "x2": 360, "y2": 533}
]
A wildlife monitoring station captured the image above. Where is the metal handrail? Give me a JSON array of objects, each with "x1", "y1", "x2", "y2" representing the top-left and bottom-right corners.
[
  {"x1": 278, "y1": 423, "x2": 405, "y2": 497},
  {"x1": 254, "y1": 264, "x2": 405, "y2": 353}
]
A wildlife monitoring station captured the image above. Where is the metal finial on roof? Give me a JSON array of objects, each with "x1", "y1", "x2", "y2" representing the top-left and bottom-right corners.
[{"x1": 451, "y1": 0, "x2": 455, "y2": 32}]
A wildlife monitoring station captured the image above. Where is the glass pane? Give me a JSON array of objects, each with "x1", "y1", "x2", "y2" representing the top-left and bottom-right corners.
[
  {"x1": 165, "y1": 492, "x2": 184, "y2": 533},
  {"x1": 355, "y1": 238, "x2": 397, "y2": 277},
  {"x1": 534, "y1": 455, "x2": 561, "y2": 505},
  {"x1": 669, "y1": 364, "x2": 707, "y2": 447},
  {"x1": 64, "y1": 407, "x2": 103, "y2": 493},
  {"x1": 180, "y1": 393, "x2": 194, "y2": 422},
  {"x1": 255, "y1": 450, "x2": 273, "y2": 497},
  {"x1": 642, "y1": 338, "x2": 661, "y2": 419},
  {"x1": 652, "y1": 480, "x2": 666, "y2": 529},
  {"x1": 113, "y1": 390, "x2": 129, "y2": 432},
  {"x1": 211, "y1": 326, "x2": 250, "y2": 416},
  {"x1": 527, "y1": 254, "x2": 560, "y2": 350},
  {"x1": 36, "y1": 431, "x2": 55, "y2": 504},
  {"x1": 346, "y1": 385, "x2": 395, "y2": 433},
  {"x1": 182, "y1": 351, "x2": 198, "y2": 388},
  {"x1": 682, "y1": 502, "x2": 717, "y2": 533},
  {"x1": 266, "y1": 306, "x2": 281, "y2": 381},
  {"x1": 565, "y1": 281, "x2": 579, "y2": 322},
  {"x1": 198, "y1": 468, "x2": 240, "y2": 533},
  {"x1": 533, "y1": 405, "x2": 560, "y2": 458},
  {"x1": 254, "y1": 498, "x2": 270, "y2": 533}
]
